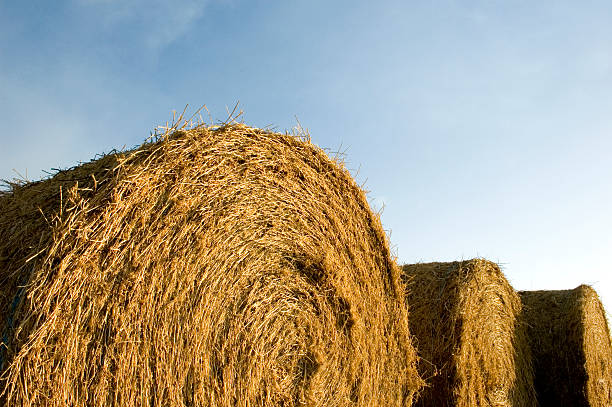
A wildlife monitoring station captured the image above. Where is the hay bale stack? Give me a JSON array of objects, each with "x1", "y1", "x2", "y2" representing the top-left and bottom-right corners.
[
  {"x1": 401, "y1": 259, "x2": 536, "y2": 407},
  {"x1": 519, "y1": 285, "x2": 612, "y2": 407},
  {"x1": 0, "y1": 124, "x2": 422, "y2": 406}
]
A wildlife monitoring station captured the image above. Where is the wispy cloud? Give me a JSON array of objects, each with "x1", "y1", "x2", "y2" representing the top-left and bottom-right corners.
[{"x1": 75, "y1": 0, "x2": 212, "y2": 49}]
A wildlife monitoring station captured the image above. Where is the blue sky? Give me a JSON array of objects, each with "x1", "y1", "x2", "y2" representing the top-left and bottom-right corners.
[{"x1": 1, "y1": 0, "x2": 611, "y2": 318}]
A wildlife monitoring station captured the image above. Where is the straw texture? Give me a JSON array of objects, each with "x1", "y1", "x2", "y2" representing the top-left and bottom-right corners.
[
  {"x1": 401, "y1": 259, "x2": 536, "y2": 407},
  {"x1": 520, "y1": 285, "x2": 612, "y2": 407},
  {"x1": 0, "y1": 124, "x2": 421, "y2": 406}
]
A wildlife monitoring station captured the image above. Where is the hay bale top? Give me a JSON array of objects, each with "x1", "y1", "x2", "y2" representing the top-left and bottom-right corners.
[
  {"x1": 0, "y1": 124, "x2": 421, "y2": 406},
  {"x1": 401, "y1": 259, "x2": 536, "y2": 407},
  {"x1": 520, "y1": 285, "x2": 612, "y2": 407}
]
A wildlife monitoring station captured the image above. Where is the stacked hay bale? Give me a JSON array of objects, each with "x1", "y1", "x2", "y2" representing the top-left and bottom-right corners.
[
  {"x1": 520, "y1": 285, "x2": 612, "y2": 407},
  {"x1": 0, "y1": 124, "x2": 422, "y2": 406},
  {"x1": 401, "y1": 259, "x2": 537, "y2": 407}
]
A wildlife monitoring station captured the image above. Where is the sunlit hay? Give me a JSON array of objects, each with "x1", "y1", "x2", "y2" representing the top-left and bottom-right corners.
[
  {"x1": 401, "y1": 259, "x2": 536, "y2": 407},
  {"x1": 0, "y1": 124, "x2": 422, "y2": 406},
  {"x1": 519, "y1": 285, "x2": 612, "y2": 407}
]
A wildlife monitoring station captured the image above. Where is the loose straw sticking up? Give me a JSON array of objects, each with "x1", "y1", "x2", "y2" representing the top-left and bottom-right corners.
[
  {"x1": 520, "y1": 285, "x2": 612, "y2": 407},
  {"x1": 0, "y1": 123, "x2": 422, "y2": 406},
  {"x1": 401, "y1": 259, "x2": 537, "y2": 407}
]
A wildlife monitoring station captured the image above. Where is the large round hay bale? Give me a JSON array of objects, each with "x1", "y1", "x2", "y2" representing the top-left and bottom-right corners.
[
  {"x1": 401, "y1": 259, "x2": 536, "y2": 407},
  {"x1": 519, "y1": 285, "x2": 612, "y2": 407},
  {"x1": 0, "y1": 124, "x2": 422, "y2": 406}
]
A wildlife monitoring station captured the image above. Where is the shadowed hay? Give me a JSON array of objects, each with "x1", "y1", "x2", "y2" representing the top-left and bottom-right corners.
[
  {"x1": 519, "y1": 285, "x2": 612, "y2": 407},
  {"x1": 0, "y1": 124, "x2": 422, "y2": 406},
  {"x1": 401, "y1": 259, "x2": 537, "y2": 407}
]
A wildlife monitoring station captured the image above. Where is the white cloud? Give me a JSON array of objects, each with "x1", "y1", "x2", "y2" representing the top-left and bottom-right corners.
[{"x1": 75, "y1": 0, "x2": 211, "y2": 50}]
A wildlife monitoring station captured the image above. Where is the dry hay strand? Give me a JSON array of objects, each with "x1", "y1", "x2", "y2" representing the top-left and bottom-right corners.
[
  {"x1": 401, "y1": 259, "x2": 537, "y2": 407},
  {"x1": 0, "y1": 124, "x2": 422, "y2": 406},
  {"x1": 519, "y1": 285, "x2": 612, "y2": 407}
]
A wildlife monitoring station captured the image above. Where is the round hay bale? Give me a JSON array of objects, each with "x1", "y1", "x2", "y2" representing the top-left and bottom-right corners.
[
  {"x1": 519, "y1": 285, "x2": 612, "y2": 407},
  {"x1": 401, "y1": 259, "x2": 537, "y2": 407},
  {"x1": 0, "y1": 124, "x2": 422, "y2": 406}
]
